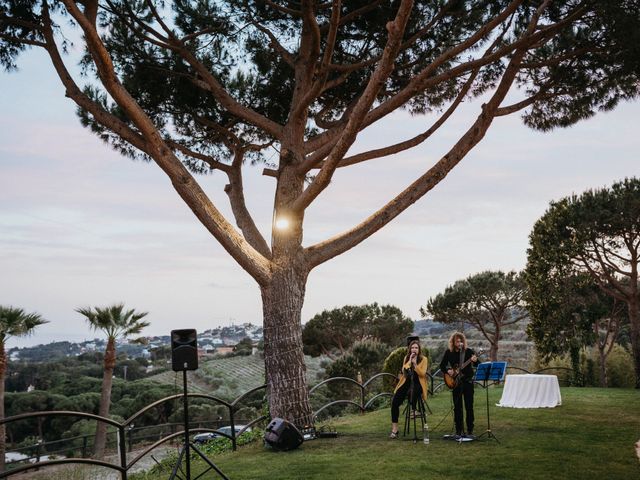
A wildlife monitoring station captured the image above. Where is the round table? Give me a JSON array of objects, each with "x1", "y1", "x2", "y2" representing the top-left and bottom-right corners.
[{"x1": 497, "y1": 374, "x2": 562, "y2": 408}]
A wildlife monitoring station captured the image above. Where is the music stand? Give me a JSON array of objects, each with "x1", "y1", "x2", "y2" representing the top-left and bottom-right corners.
[{"x1": 474, "y1": 361, "x2": 507, "y2": 443}]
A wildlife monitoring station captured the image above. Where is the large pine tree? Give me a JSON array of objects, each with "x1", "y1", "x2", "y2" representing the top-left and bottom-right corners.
[{"x1": 2, "y1": 0, "x2": 639, "y2": 423}]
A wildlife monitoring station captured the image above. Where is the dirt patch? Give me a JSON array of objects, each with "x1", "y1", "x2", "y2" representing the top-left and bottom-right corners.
[{"x1": 8, "y1": 445, "x2": 177, "y2": 479}]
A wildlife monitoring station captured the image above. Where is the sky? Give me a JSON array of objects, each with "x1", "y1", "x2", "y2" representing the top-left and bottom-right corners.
[{"x1": 1, "y1": 41, "x2": 639, "y2": 349}]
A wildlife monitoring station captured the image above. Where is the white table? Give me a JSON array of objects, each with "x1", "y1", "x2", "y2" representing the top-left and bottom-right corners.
[{"x1": 497, "y1": 374, "x2": 562, "y2": 408}]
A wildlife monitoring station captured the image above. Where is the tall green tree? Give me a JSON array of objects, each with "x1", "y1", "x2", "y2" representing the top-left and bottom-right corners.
[
  {"x1": 525, "y1": 270, "x2": 626, "y2": 386},
  {"x1": 303, "y1": 303, "x2": 413, "y2": 357},
  {"x1": 526, "y1": 178, "x2": 640, "y2": 387},
  {"x1": 590, "y1": 293, "x2": 626, "y2": 387},
  {"x1": 2, "y1": 1, "x2": 639, "y2": 423},
  {"x1": 0, "y1": 306, "x2": 48, "y2": 471},
  {"x1": 75, "y1": 303, "x2": 149, "y2": 459},
  {"x1": 421, "y1": 270, "x2": 528, "y2": 360}
]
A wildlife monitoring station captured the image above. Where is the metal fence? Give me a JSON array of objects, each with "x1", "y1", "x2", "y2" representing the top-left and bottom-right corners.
[
  {"x1": 0, "y1": 384, "x2": 268, "y2": 479},
  {"x1": 0, "y1": 367, "x2": 579, "y2": 478}
]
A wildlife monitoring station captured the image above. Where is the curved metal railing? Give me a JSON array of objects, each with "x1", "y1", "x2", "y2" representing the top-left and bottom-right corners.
[
  {"x1": 0, "y1": 386, "x2": 268, "y2": 479},
  {"x1": 2, "y1": 365, "x2": 575, "y2": 477}
]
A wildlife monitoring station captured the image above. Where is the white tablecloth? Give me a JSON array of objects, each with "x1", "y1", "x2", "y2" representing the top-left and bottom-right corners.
[{"x1": 497, "y1": 374, "x2": 562, "y2": 408}]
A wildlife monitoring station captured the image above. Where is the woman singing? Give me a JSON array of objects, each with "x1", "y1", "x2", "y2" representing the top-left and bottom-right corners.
[{"x1": 389, "y1": 338, "x2": 428, "y2": 438}]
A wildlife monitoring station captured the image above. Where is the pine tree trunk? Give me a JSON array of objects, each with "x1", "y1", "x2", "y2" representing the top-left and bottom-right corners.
[
  {"x1": 598, "y1": 345, "x2": 608, "y2": 388},
  {"x1": 628, "y1": 297, "x2": 640, "y2": 389},
  {"x1": 261, "y1": 265, "x2": 313, "y2": 427},
  {"x1": 95, "y1": 338, "x2": 116, "y2": 459},
  {"x1": 489, "y1": 325, "x2": 500, "y2": 362},
  {"x1": 0, "y1": 342, "x2": 6, "y2": 472},
  {"x1": 489, "y1": 342, "x2": 498, "y2": 362}
]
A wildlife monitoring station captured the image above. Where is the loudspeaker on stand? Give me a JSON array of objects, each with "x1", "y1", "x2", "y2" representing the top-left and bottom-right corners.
[{"x1": 171, "y1": 329, "x2": 198, "y2": 372}]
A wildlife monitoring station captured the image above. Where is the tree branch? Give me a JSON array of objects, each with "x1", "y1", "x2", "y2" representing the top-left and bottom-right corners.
[
  {"x1": 40, "y1": 4, "x2": 150, "y2": 156},
  {"x1": 225, "y1": 149, "x2": 272, "y2": 258},
  {"x1": 171, "y1": 40, "x2": 284, "y2": 139},
  {"x1": 304, "y1": 2, "x2": 548, "y2": 268},
  {"x1": 286, "y1": 0, "x2": 323, "y2": 130},
  {"x1": 303, "y1": 0, "x2": 532, "y2": 169},
  {"x1": 253, "y1": 22, "x2": 295, "y2": 67},
  {"x1": 333, "y1": 64, "x2": 479, "y2": 169},
  {"x1": 165, "y1": 140, "x2": 231, "y2": 173},
  {"x1": 576, "y1": 253, "x2": 630, "y2": 301},
  {"x1": 59, "y1": 0, "x2": 273, "y2": 285},
  {"x1": 0, "y1": 34, "x2": 45, "y2": 48},
  {"x1": 291, "y1": 0, "x2": 415, "y2": 213},
  {"x1": 361, "y1": 0, "x2": 584, "y2": 130},
  {"x1": 495, "y1": 87, "x2": 550, "y2": 116},
  {"x1": 262, "y1": 0, "x2": 302, "y2": 17},
  {"x1": 104, "y1": 0, "x2": 172, "y2": 48}
]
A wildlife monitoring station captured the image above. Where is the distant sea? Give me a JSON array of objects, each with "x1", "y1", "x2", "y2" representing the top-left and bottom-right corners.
[
  {"x1": 7, "y1": 333, "x2": 99, "y2": 349},
  {"x1": 8, "y1": 331, "x2": 168, "y2": 349}
]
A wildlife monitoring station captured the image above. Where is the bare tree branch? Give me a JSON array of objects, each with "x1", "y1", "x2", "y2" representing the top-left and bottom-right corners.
[
  {"x1": 225, "y1": 149, "x2": 272, "y2": 257},
  {"x1": 262, "y1": 0, "x2": 302, "y2": 17},
  {"x1": 0, "y1": 34, "x2": 45, "y2": 48},
  {"x1": 331, "y1": 62, "x2": 481, "y2": 169},
  {"x1": 253, "y1": 22, "x2": 295, "y2": 67},
  {"x1": 165, "y1": 140, "x2": 231, "y2": 173},
  {"x1": 304, "y1": 1, "x2": 551, "y2": 268},
  {"x1": 292, "y1": 0, "x2": 416, "y2": 213},
  {"x1": 59, "y1": 0, "x2": 273, "y2": 285},
  {"x1": 40, "y1": 4, "x2": 150, "y2": 156}
]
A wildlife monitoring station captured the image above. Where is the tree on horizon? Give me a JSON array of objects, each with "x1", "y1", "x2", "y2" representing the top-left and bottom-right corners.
[
  {"x1": 421, "y1": 270, "x2": 528, "y2": 361},
  {"x1": 526, "y1": 178, "x2": 640, "y2": 387},
  {"x1": 303, "y1": 303, "x2": 414, "y2": 357},
  {"x1": 2, "y1": 1, "x2": 639, "y2": 424},
  {"x1": 525, "y1": 271, "x2": 626, "y2": 387}
]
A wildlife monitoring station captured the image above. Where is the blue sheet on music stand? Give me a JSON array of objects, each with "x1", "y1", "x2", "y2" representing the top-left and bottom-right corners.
[{"x1": 475, "y1": 362, "x2": 507, "y2": 382}]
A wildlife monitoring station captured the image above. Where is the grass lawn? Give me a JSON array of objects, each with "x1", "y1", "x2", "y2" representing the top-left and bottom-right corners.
[{"x1": 135, "y1": 387, "x2": 639, "y2": 480}]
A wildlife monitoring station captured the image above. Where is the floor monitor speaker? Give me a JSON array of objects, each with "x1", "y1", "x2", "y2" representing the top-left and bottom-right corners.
[{"x1": 264, "y1": 417, "x2": 303, "y2": 451}]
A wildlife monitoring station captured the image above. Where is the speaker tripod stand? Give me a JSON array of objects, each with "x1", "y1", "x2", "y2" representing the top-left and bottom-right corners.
[{"x1": 168, "y1": 368, "x2": 229, "y2": 480}]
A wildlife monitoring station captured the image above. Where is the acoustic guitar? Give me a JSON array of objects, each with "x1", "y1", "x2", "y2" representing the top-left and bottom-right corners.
[{"x1": 443, "y1": 349, "x2": 484, "y2": 389}]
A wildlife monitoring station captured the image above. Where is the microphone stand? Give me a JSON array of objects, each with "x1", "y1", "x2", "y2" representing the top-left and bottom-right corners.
[{"x1": 402, "y1": 357, "x2": 426, "y2": 443}]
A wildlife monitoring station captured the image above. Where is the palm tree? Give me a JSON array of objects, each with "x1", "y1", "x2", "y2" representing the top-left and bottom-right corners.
[
  {"x1": 75, "y1": 303, "x2": 149, "y2": 459},
  {"x1": 0, "y1": 306, "x2": 48, "y2": 471}
]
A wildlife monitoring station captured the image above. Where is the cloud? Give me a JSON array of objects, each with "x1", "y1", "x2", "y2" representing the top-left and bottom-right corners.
[{"x1": 2, "y1": 57, "x2": 640, "y2": 345}]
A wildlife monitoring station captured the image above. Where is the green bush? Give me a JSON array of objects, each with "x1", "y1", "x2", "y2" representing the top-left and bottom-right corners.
[
  {"x1": 324, "y1": 340, "x2": 391, "y2": 382},
  {"x1": 382, "y1": 345, "x2": 431, "y2": 391},
  {"x1": 603, "y1": 345, "x2": 635, "y2": 388},
  {"x1": 381, "y1": 347, "x2": 406, "y2": 391},
  {"x1": 313, "y1": 340, "x2": 391, "y2": 417},
  {"x1": 531, "y1": 344, "x2": 634, "y2": 388}
]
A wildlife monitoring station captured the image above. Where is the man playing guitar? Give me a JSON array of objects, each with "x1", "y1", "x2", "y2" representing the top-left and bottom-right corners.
[{"x1": 439, "y1": 332, "x2": 478, "y2": 439}]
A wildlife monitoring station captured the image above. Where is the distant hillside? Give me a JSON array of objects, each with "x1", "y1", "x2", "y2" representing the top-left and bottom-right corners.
[
  {"x1": 147, "y1": 354, "x2": 327, "y2": 400},
  {"x1": 9, "y1": 323, "x2": 264, "y2": 363},
  {"x1": 414, "y1": 317, "x2": 534, "y2": 369}
]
